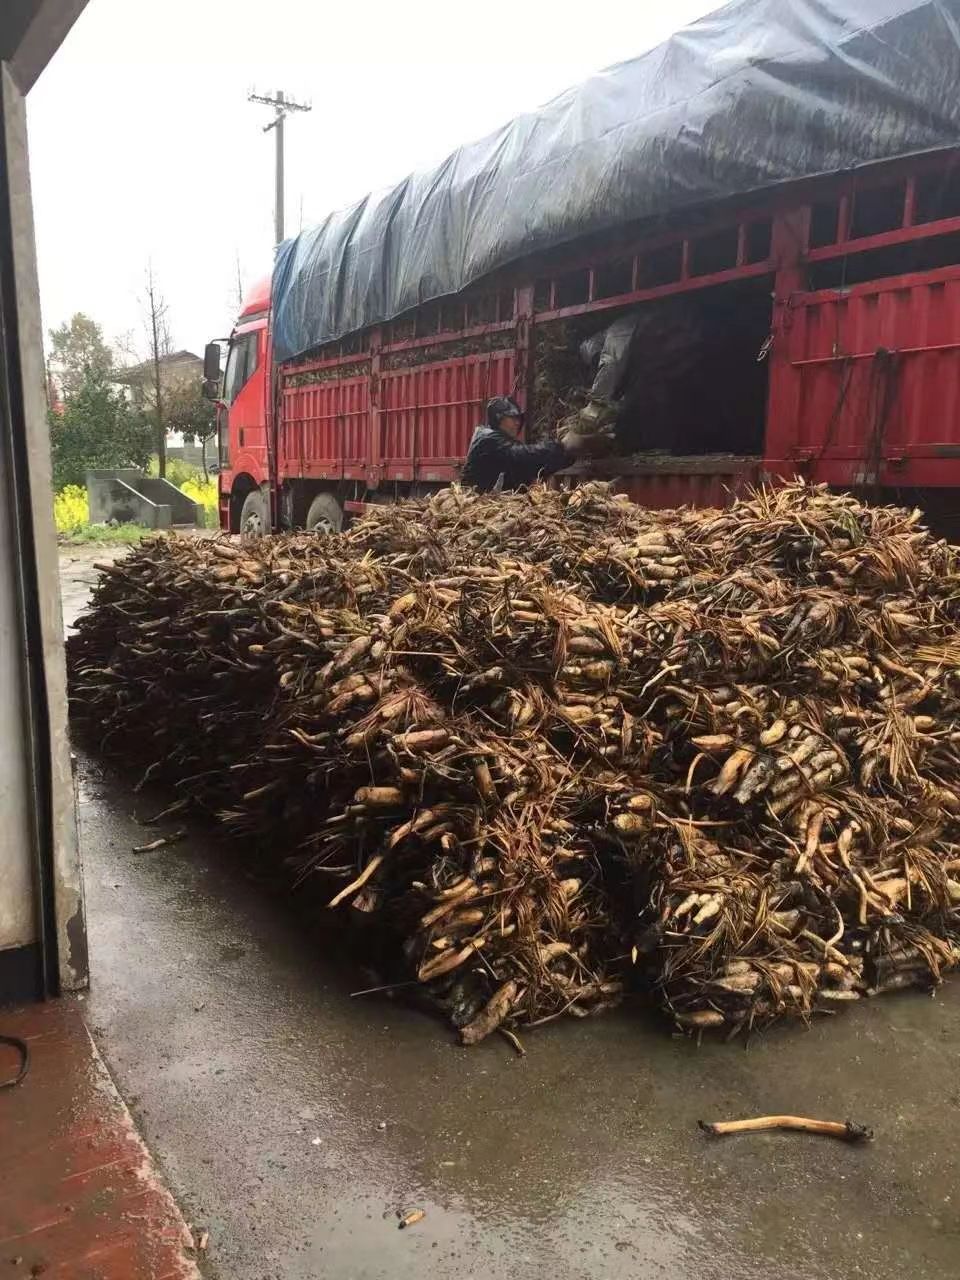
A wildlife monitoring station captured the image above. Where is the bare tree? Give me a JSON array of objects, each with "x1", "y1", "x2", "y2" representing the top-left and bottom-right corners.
[
  {"x1": 113, "y1": 328, "x2": 138, "y2": 365},
  {"x1": 143, "y1": 265, "x2": 171, "y2": 477}
]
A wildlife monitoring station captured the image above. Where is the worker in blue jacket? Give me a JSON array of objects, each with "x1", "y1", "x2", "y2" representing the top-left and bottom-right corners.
[{"x1": 461, "y1": 396, "x2": 599, "y2": 492}]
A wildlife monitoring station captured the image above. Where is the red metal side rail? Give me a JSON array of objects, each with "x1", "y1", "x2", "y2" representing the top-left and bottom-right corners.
[
  {"x1": 379, "y1": 350, "x2": 516, "y2": 483},
  {"x1": 766, "y1": 264, "x2": 960, "y2": 488},
  {"x1": 562, "y1": 455, "x2": 761, "y2": 509},
  {"x1": 279, "y1": 377, "x2": 369, "y2": 483}
]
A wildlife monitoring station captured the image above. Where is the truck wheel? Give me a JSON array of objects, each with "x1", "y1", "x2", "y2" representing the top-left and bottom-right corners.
[
  {"x1": 239, "y1": 490, "x2": 268, "y2": 536},
  {"x1": 305, "y1": 493, "x2": 343, "y2": 535}
]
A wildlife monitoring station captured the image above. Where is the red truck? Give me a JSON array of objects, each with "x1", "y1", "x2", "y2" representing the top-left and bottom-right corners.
[
  {"x1": 205, "y1": 3, "x2": 960, "y2": 536},
  {"x1": 208, "y1": 147, "x2": 960, "y2": 536}
]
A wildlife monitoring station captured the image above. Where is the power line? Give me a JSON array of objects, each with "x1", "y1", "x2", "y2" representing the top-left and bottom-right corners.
[{"x1": 248, "y1": 89, "x2": 312, "y2": 245}]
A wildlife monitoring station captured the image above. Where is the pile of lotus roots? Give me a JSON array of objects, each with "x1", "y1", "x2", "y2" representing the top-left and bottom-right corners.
[{"x1": 67, "y1": 483, "x2": 960, "y2": 1044}]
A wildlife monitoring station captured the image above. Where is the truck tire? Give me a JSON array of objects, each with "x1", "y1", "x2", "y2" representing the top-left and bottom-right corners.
[
  {"x1": 305, "y1": 493, "x2": 343, "y2": 535},
  {"x1": 239, "y1": 490, "x2": 268, "y2": 537}
]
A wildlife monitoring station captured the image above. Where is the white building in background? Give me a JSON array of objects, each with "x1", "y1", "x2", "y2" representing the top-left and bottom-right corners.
[{"x1": 112, "y1": 349, "x2": 208, "y2": 465}]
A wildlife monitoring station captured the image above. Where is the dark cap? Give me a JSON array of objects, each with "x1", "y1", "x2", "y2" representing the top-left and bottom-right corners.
[{"x1": 486, "y1": 395, "x2": 525, "y2": 429}]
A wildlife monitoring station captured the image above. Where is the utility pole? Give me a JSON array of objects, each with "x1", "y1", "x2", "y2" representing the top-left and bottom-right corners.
[{"x1": 248, "y1": 89, "x2": 312, "y2": 244}]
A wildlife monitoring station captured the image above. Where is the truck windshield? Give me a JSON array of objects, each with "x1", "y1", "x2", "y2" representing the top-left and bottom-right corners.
[{"x1": 222, "y1": 331, "x2": 259, "y2": 404}]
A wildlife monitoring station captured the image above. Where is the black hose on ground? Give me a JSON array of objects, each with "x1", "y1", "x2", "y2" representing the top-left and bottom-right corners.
[{"x1": 0, "y1": 1033, "x2": 29, "y2": 1088}]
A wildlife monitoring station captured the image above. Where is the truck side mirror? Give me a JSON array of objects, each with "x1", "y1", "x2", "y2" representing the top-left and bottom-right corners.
[
  {"x1": 203, "y1": 342, "x2": 222, "y2": 382},
  {"x1": 202, "y1": 377, "x2": 220, "y2": 401}
]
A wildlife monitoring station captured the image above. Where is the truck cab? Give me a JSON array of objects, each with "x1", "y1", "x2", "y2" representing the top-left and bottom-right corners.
[{"x1": 206, "y1": 276, "x2": 272, "y2": 533}]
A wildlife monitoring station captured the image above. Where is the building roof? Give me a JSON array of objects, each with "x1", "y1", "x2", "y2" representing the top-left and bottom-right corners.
[{"x1": 112, "y1": 350, "x2": 201, "y2": 383}]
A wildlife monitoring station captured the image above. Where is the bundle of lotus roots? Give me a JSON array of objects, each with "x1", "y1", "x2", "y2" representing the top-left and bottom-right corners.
[{"x1": 67, "y1": 483, "x2": 960, "y2": 1044}]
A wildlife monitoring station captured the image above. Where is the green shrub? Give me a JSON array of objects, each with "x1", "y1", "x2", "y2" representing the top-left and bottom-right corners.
[{"x1": 50, "y1": 381, "x2": 152, "y2": 490}]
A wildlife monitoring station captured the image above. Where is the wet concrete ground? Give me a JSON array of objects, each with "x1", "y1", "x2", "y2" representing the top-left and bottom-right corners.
[{"x1": 62, "y1": 547, "x2": 960, "y2": 1280}]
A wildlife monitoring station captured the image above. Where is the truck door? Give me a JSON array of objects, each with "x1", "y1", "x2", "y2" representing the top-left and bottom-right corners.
[{"x1": 219, "y1": 324, "x2": 268, "y2": 493}]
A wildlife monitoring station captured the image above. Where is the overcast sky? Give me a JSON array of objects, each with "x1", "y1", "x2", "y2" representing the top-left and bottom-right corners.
[{"x1": 28, "y1": 0, "x2": 716, "y2": 363}]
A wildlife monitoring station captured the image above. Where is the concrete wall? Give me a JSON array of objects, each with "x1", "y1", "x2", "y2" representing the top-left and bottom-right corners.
[
  {"x1": 86, "y1": 468, "x2": 202, "y2": 528},
  {"x1": 0, "y1": 12, "x2": 89, "y2": 1002},
  {"x1": 86, "y1": 468, "x2": 171, "y2": 528},
  {"x1": 0, "y1": 389, "x2": 36, "y2": 956},
  {"x1": 136, "y1": 476, "x2": 201, "y2": 525},
  {"x1": 1, "y1": 0, "x2": 86, "y2": 93}
]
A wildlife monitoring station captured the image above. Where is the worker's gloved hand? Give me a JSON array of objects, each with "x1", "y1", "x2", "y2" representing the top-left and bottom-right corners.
[
  {"x1": 575, "y1": 399, "x2": 619, "y2": 433},
  {"x1": 561, "y1": 429, "x2": 616, "y2": 459}
]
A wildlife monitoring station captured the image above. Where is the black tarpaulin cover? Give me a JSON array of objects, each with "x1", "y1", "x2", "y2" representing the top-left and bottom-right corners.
[{"x1": 272, "y1": 0, "x2": 960, "y2": 363}]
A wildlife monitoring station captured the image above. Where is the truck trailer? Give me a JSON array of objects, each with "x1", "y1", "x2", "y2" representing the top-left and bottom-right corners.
[{"x1": 207, "y1": 0, "x2": 960, "y2": 535}]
